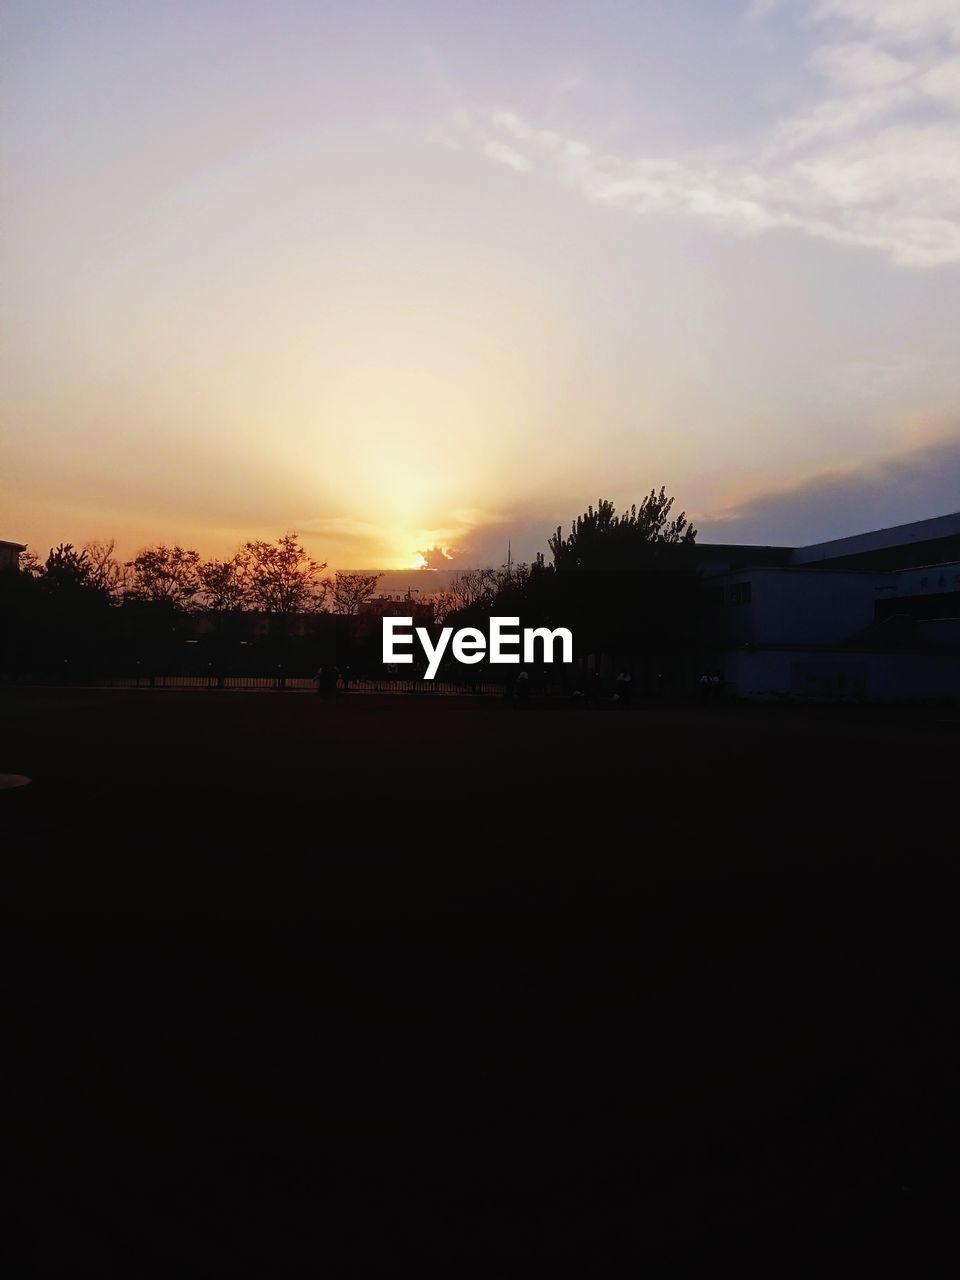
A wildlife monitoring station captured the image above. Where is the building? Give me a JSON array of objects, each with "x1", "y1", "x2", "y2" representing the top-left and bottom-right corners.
[
  {"x1": 0, "y1": 540, "x2": 26, "y2": 573},
  {"x1": 700, "y1": 513, "x2": 960, "y2": 701},
  {"x1": 355, "y1": 593, "x2": 434, "y2": 637}
]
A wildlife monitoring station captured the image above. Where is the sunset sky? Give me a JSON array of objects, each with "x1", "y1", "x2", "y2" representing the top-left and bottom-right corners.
[{"x1": 2, "y1": 0, "x2": 958, "y2": 569}]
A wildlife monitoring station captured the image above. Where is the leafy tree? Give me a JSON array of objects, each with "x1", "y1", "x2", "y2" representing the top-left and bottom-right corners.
[
  {"x1": 326, "y1": 571, "x2": 381, "y2": 615},
  {"x1": 544, "y1": 492, "x2": 700, "y2": 674},
  {"x1": 43, "y1": 543, "x2": 94, "y2": 590},
  {"x1": 3, "y1": 543, "x2": 117, "y2": 679},
  {"x1": 242, "y1": 533, "x2": 326, "y2": 615},
  {"x1": 437, "y1": 491, "x2": 701, "y2": 684},
  {"x1": 549, "y1": 490, "x2": 696, "y2": 571}
]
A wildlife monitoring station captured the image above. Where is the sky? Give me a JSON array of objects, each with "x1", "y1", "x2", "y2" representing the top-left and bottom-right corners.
[{"x1": 2, "y1": 0, "x2": 958, "y2": 569}]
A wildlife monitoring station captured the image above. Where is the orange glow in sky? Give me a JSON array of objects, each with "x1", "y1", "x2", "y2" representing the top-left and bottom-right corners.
[{"x1": 2, "y1": 2, "x2": 958, "y2": 566}]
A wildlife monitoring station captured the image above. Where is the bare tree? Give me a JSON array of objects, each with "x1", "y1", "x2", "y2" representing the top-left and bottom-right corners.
[
  {"x1": 126, "y1": 545, "x2": 201, "y2": 607},
  {"x1": 84, "y1": 539, "x2": 127, "y2": 600},
  {"x1": 242, "y1": 533, "x2": 327, "y2": 615},
  {"x1": 197, "y1": 551, "x2": 250, "y2": 614},
  {"x1": 326, "y1": 571, "x2": 381, "y2": 615},
  {"x1": 449, "y1": 568, "x2": 499, "y2": 612},
  {"x1": 427, "y1": 588, "x2": 458, "y2": 625}
]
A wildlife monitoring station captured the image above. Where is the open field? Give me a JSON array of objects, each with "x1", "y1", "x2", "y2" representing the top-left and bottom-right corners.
[{"x1": 4, "y1": 688, "x2": 959, "y2": 1269}]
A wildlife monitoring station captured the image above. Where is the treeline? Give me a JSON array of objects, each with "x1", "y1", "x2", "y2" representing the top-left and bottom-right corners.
[
  {"x1": 16, "y1": 533, "x2": 380, "y2": 616},
  {"x1": 2, "y1": 489, "x2": 714, "y2": 685},
  {"x1": 0, "y1": 532, "x2": 388, "y2": 681}
]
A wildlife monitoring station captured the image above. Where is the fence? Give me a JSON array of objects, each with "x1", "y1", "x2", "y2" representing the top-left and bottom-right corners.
[{"x1": 96, "y1": 674, "x2": 508, "y2": 696}]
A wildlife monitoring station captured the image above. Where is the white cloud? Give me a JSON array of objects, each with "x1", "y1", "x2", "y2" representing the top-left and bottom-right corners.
[
  {"x1": 811, "y1": 1, "x2": 960, "y2": 46},
  {"x1": 921, "y1": 56, "x2": 960, "y2": 105},
  {"x1": 808, "y1": 40, "x2": 915, "y2": 88},
  {"x1": 452, "y1": 2, "x2": 960, "y2": 268},
  {"x1": 482, "y1": 139, "x2": 531, "y2": 172}
]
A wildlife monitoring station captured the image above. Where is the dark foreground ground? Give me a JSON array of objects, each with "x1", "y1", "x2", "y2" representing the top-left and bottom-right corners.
[{"x1": 4, "y1": 688, "x2": 959, "y2": 1271}]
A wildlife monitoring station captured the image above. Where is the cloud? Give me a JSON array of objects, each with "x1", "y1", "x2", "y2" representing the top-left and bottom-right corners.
[
  {"x1": 745, "y1": 0, "x2": 785, "y2": 20},
  {"x1": 482, "y1": 139, "x2": 531, "y2": 172},
  {"x1": 811, "y1": 1, "x2": 960, "y2": 47},
  {"x1": 920, "y1": 55, "x2": 960, "y2": 106},
  {"x1": 807, "y1": 40, "x2": 915, "y2": 89},
  {"x1": 416, "y1": 543, "x2": 455, "y2": 568},
  {"x1": 452, "y1": 2, "x2": 960, "y2": 268},
  {"x1": 698, "y1": 430, "x2": 960, "y2": 544}
]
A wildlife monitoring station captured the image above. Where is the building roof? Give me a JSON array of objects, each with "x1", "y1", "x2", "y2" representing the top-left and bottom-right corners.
[
  {"x1": 695, "y1": 543, "x2": 792, "y2": 571},
  {"x1": 698, "y1": 512, "x2": 960, "y2": 575},
  {"x1": 790, "y1": 511, "x2": 960, "y2": 567}
]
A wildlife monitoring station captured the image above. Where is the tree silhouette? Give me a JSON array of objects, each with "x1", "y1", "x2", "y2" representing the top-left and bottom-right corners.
[
  {"x1": 4, "y1": 543, "x2": 117, "y2": 678},
  {"x1": 197, "y1": 552, "x2": 250, "y2": 614},
  {"x1": 428, "y1": 588, "x2": 458, "y2": 626},
  {"x1": 242, "y1": 533, "x2": 326, "y2": 615},
  {"x1": 327, "y1": 571, "x2": 381, "y2": 615},
  {"x1": 449, "y1": 568, "x2": 499, "y2": 612},
  {"x1": 542, "y1": 492, "x2": 700, "y2": 673},
  {"x1": 84, "y1": 539, "x2": 127, "y2": 600},
  {"x1": 43, "y1": 543, "x2": 94, "y2": 590},
  {"x1": 549, "y1": 490, "x2": 696, "y2": 571},
  {"x1": 126, "y1": 545, "x2": 201, "y2": 607}
]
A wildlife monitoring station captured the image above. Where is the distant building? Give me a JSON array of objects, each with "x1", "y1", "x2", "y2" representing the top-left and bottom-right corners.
[
  {"x1": 190, "y1": 609, "x2": 333, "y2": 640},
  {"x1": 699, "y1": 512, "x2": 960, "y2": 701},
  {"x1": 0, "y1": 540, "x2": 26, "y2": 573},
  {"x1": 357, "y1": 569, "x2": 462, "y2": 598},
  {"x1": 356, "y1": 593, "x2": 433, "y2": 636}
]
